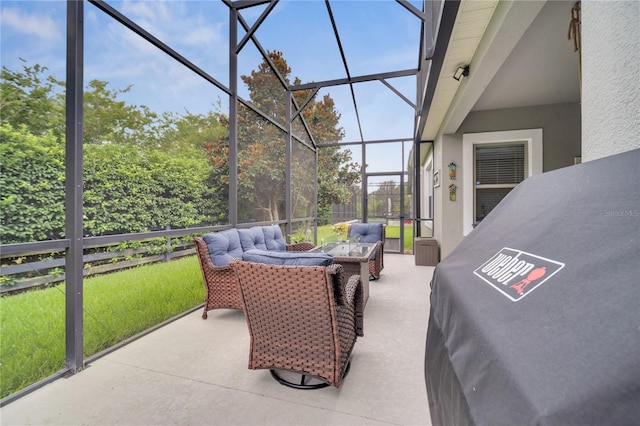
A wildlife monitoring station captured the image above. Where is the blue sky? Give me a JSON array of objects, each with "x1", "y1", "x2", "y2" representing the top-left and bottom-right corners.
[{"x1": 1, "y1": 0, "x2": 423, "y2": 170}]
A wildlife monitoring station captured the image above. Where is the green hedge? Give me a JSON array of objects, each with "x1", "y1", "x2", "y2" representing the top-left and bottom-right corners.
[
  {"x1": 1, "y1": 124, "x2": 225, "y2": 244},
  {"x1": 0, "y1": 124, "x2": 66, "y2": 242}
]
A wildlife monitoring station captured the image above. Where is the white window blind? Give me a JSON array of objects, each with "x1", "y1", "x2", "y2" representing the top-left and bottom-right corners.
[
  {"x1": 475, "y1": 145, "x2": 525, "y2": 185},
  {"x1": 474, "y1": 144, "x2": 525, "y2": 222}
]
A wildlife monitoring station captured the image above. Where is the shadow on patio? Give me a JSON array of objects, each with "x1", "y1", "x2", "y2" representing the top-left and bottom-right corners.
[{"x1": 1, "y1": 254, "x2": 435, "y2": 426}]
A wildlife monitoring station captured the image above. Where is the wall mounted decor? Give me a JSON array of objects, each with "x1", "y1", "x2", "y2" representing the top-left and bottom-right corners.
[
  {"x1": 449, "y1": 184, "x2": 457, "y2": 201},
  {"x1": 448, "y1": 162, "x2": 457, "y2": 180}
]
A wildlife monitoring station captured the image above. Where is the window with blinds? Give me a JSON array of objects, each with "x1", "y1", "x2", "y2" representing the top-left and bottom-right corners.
[{"x1": 474, "y1": 144, "x2": 525, "y2": 222}]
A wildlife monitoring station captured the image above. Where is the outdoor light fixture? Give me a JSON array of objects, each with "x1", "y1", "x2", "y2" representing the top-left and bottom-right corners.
[{"x1": 453, "y1": 65, "x2": 469, "y2": 81}]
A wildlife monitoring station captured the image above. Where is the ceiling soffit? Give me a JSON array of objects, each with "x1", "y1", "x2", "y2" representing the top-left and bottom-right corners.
[
  {"x1": 421, "y1": 0, "x2": 499, "y2": 141},
  {"x1": 421, "y1": 0, "x2": 571, "y2": 141}
]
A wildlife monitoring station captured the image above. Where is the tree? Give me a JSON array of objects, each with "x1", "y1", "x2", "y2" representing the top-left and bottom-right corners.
[
  {"x1": 235, "y1": 51, "x2": 289, "y2": 222},
  {"x1": 204, "y1": 50, "x2": 361, "y2": 222},
  {"x1": 1, "y1": 62, "x2": 161, "y2": 147},
  {"x1": 296, "y1": 90, "x2": 361, "y2": 221},
  {"x1": 0, "y1": 61, "x2": 65, "y2": 139},
  {"x1": 181, "y1": 110, "x2": 232, "y2": 224},
  {"x1": 83, "y1": 80, "x2": 158, "y2": 146},
  {"x1": 291, "y1": 64, "x2": 361, "y2": 221}
]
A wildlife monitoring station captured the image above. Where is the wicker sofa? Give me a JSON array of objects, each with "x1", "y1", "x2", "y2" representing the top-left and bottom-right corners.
[
  {"x1": 231, "y1": 257, "x2": 363, "y2": 388},
  {"x1": 193, "y1": 225, "x2": 315, "y2": 319}
]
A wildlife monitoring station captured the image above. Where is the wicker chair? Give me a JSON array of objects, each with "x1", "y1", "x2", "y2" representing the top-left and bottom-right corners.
[
  {"x1": 347, "y1": 223, "x2": 385, "y2": 280},
  {"x1": 193, "y1": 236, "x2": 317, "y2": 319},
  {"x1": 230, "y1": 259, "x2": 364, "y2": 389},
  {"x1": 193, "y1": 237, "x2": 244, "y2": 317}
]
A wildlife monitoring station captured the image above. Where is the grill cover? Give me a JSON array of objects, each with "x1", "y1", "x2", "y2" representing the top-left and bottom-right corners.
[{"x1": 425, "y1": 149, "x2": 640, "y2": 425}]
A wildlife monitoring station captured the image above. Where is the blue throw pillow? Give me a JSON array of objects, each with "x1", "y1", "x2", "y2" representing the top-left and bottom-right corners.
[
  {"x1": 202, "y1": 229, "x2": 243, "y2": 266},
  {"x1": 262, "y1": 225, "x2": 286, "y2": 251},
  {"x1": 238, "y1": 226, "x2": 268, "y2": 251},
  {"x1": 243, "y1": 249, "x2": 333, "y2": 266}
]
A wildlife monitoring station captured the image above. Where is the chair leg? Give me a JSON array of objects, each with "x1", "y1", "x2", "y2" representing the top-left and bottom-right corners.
[
  {"x1": 269, "y1": 360, "x2": 351, "y2": 390},
  {"x1": 270, "y1": 370, "x2": 329, "y2": 389}
]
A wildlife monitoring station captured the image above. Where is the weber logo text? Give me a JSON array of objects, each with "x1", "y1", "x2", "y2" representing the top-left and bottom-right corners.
[{"x1": 474, "y1": 248, "x2": 565, "y2": 301}]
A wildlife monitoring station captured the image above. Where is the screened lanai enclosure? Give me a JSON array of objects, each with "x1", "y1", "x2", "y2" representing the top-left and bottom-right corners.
[{"x1": 0, "y1": 0, "x2": 445, "y2": 403}]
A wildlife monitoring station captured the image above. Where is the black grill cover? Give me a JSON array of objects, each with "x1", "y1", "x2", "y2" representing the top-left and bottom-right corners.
[{"x1": 425, "y1": 149, "x2": 640, "y2": 425}]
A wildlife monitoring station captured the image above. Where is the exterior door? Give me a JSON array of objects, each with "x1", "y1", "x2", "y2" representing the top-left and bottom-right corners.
[{"x1": 364, "y1": 173, "x2": 406, "y2": 253}]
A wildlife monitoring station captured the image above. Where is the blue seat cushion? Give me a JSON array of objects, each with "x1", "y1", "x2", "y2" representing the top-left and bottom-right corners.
[
  {"x1": 243, "y1": 249, "x2": 334, "y2": 266},
  {"x1": 238, "y1": 226, "x2": 268, "y2": 251},
  {"x1": 262, "y1": 225, "x2": 287, "y2": 251},
  {"x1": 202, "y1": 229, "x2": 243, "y2": 266},
  {"x1": 349, "y1": 223, "x2": 383, "y2": 243}
]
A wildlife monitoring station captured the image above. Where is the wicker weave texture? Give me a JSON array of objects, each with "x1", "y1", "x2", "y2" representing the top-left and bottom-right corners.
[
  {"x1": 193, "y1": 237, "x2": 244, "y2": 318},
  {"x1": 231, "y1": 260, "x2": 362, "y2": 388},
  {"x1": 369, "y1": 240, "x2": 384, "y2": 279},
  {"x1": 286, "y1": 241, "x2": 316, "y2": 252}
]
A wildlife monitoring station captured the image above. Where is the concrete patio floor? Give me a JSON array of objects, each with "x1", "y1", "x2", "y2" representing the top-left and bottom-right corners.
[{"x1": 1, "y1": 254, "x2": 435, "y2": 426}]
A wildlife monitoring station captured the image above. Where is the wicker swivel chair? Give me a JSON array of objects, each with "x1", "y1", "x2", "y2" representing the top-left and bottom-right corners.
[
  {"x1": 231, "y1": 259, "x2": 364, "y2": 389},
  {"x1": 347, "y1": 223, "x2": 385, "y2": 280}
]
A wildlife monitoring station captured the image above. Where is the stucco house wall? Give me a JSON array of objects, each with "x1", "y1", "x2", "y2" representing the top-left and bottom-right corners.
[{"x1": 581, "y1": 1, "x2": 640, "y2": 161}]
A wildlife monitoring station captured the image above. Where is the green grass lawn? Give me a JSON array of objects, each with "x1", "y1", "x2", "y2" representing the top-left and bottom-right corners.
[
  {"x1": 0, "y1": 256, "x2": 204, "y2": 399},
  {"x1": 316, "y1": 224, "x2": 339, "y2": 242},
  {"x1": 385, "y1": 225, "x2": 414, "y2": 252}
]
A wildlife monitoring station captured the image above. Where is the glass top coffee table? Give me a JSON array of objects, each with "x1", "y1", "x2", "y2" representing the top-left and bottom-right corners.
[{"x1": 311, "y1": 241, "x2": 378, "y2": 307}]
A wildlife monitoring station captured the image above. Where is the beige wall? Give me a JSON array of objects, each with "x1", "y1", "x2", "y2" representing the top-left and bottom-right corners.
[
  {"x1": 433, "y1": 135, "x2": 444, "y2": 250},
  {"x1": 434, "y1": 134, "x2": 464, "y2": 259},
  {"x1": 458, "y1": 102, "x2": 581, "y2": 170},
  {"x1": 581, "y1": 1, "x2": 640, "y2": 161}
]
